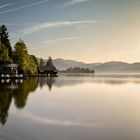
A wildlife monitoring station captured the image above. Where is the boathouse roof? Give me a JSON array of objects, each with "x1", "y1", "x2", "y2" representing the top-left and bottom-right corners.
[
  {"x1": 0, "y1": 64, "x2": 18, "y2": 68},
  {"x1": 38, "y1": 66, "x2": 57, "y2": 74}
]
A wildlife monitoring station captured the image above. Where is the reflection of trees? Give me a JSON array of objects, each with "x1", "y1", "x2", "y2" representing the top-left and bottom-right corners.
[
  {"x1": 13, "y1": 78, "x2": 38, "y2": 108},
  {"x1": 46, "y1": 78, "x2": 55, "y2": 91},
  {"x1": 38, "y1": 77, "x2": 55, "y2": 90},
  {"x1": 0, "y1": 89, "x2": 12, "y2": 125},
  {"x1": 1, "y1": 75, "x2": 140, "y2": 126},
  {"x1": 0, "y1": 78, "x2": 38, "y2": 125}
]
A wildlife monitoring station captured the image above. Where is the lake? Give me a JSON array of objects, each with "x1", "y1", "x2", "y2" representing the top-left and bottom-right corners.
[{"x1": 0, "y1": 74, "x2": 140, "y2": 140}]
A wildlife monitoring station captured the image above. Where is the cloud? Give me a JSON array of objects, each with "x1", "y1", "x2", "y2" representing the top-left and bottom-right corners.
[
  {"x1": 59, "y1": 0, "x2": 91, "y2": 8},
  {"x1": 22, "y1": 20, "x2": 99, "y2": 35},
  {"x1": 9, "y1": 32, "x2": 16, "y2": 38},
  {"x1": 43, "y1": 36, "x2": 77, "y2": 44},
  {"x1": 0, "y1": 2, "x2": 15, "y2": 9},
  {"x1": 0, "y1": 0, "x2": 49, "y2": 15}
]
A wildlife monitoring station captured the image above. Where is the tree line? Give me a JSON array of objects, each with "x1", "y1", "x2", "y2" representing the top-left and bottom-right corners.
[
  {"x1": 61, "y1": 67, "x2": 95, "y2": 73},
  {"x1": 0, "y1": 25, "x2": 54, "y2": 75}
]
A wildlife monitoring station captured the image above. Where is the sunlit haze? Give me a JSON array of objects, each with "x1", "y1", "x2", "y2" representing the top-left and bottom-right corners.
[{"x1": 1, "y1": 0, "x2": 140, "y2": 63}]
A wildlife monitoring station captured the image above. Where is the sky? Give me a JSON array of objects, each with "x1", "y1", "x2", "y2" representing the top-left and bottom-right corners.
[{"x1": 0, "y1": 0, "x2": 140, "y2": 63}]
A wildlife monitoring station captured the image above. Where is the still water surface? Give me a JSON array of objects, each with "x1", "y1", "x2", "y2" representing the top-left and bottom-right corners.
[{"x1": 0, "y1": 74, "x2": 140, "y2": 140}]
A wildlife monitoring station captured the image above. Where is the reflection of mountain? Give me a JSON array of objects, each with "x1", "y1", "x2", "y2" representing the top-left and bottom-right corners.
[
  {"x1": 38, "y1": 75, "x2": 140, "y2": 89},
  {"x1": 0, "y1": 78, "x2": 38, "y2": 125},
  {"x1": 54, "y1": 76, "x2": 140, "y2": 87}
]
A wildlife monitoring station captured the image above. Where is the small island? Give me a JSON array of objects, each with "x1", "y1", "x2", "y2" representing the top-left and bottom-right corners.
[{"x1": 60, "y1": 67, "x2": 95, "y2": 73}]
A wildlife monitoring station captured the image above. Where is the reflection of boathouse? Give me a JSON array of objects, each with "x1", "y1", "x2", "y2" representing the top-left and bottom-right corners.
[
  {"x1": 0, "y1": 79, "x2": 23, "y2": 90},
  {"x1": 0, "y1": 64, "x2": 18, "y2": 76},
  {"x1": 38, "y1": 77, "x2": 55, "y2": 90}
]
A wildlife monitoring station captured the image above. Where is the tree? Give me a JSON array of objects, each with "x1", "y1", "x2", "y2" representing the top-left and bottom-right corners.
[
  {"x1": 28, "y1": 55, "x2": 38, "y2": 75},
  {"x1": 61, "y1": 67, "x2": 95, "y2": 73},
  {"x1": 39, "y1": 58, "x2": 45, "y2": 66},
  {"x1": 46, "y1": 56, "x2": 54, "y2": 66},
  {"x1": 0, "y1": 25, "x2": 12, "y2": 57},
  {"x1": 13, "y1": 39, "x2": 38, "y2": 74},
  {"x1": 0, "y1": 43, "x2": 10, "y2": 64},
  {"x1": 30, "y1": 55, "x2": 38, "y2": 66},
  {"x1": 13, "y1": 39, "x2": 30, "y2": 73}
]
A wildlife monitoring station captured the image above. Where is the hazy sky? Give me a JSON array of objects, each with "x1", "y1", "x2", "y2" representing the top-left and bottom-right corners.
[{"x1": 0, "y1": 0, "x2": 140, "y2": 63}]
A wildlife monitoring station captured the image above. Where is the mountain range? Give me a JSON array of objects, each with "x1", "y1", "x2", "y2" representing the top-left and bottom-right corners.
[{"x1": 52, "y1": 58, "x2": 140, "y2": 73}]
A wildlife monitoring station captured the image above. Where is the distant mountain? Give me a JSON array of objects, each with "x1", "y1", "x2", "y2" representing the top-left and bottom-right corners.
[
  {"x1": 93, "y1": 61, "x2": 129, "y2": 73},
  {"x1": 53, "y1": 59, "x2": 140, "y2": 73},
  {"x1": 38, "y1": 58, "x2": 140, "y2": 73},
  {"x1": 53, "y1": 58, "x2": 101, "y2": 70},
  {"x1": 93, "y1": 61, "x2": 140, "y2": 73}
]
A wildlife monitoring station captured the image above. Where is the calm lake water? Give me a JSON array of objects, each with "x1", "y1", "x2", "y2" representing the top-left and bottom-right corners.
[{"x1": 0, "y1": 74, "x2": 140, "y2": 140}]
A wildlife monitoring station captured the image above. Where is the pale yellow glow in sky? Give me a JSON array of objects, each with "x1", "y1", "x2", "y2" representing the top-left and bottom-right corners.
[{"x1": 4, "y1": 0, "x2": 140, "y2": 63}]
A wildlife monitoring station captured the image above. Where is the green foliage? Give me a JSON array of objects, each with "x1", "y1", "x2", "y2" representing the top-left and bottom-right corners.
[
  {"x1": 13, "y1": 39, "x2": 29, "y2": 72},
  {"x1": 46, "y1": 56, "x2": 54, "y2": 66},
  {"x1": 13, "y1": 39, "x2": 37, "y2": 74},
  {"x1": 30, "y1": 55, "x2": 38, "y2": 66},
  {"x1": 0, "y1": 25, "x2": 56, "y2": 76},
  {"x1": 28, "y1": 55, "x2": 38, "y2": 75},
  {"x1": 0, "y1": 43, "x2": 11, "y2": 64},
  {"x1": 0, "y1": 25, "x2": 12, "y2": 58},
  {"x1": 39, "y1": 58, "x2": 45, "y2": 66}
]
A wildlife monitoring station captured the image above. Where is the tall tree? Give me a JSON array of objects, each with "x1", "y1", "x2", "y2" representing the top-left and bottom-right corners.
[
  {"x1": 0, "y1": 43, "x2": 10, "y2": 64},
  {"x1": 39, "y1": 58, "x2": 45, "y2": 66},
  {"x1": 13, "y1": 39, "x2": 29, "y2": 73},
  {"x1": 30, "y1": 55, "x2": 38, "y2": 66},
  {"x1": 0, "y1": 25, "x2": 12, "y2": 57},
  {"x1": 28, "y1": 55, "x2": 38, "y2": 74},
  {"x1": 13, "y1": 39, "x2": 38, "y2": 74},
  {"x1": 46, "y1": 56, "x2": 54, "y2": 66}
]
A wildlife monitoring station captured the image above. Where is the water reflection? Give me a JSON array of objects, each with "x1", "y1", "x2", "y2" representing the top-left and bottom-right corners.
[
  {"x1": 0, "y1": 74, "x2": 140, "y2": 125},
  {"x1": 55, "y1": 74, "x2": 140, "y2": 86},
  {"x1": 0, "y1": 78, "x2": 38, "y2": 125},
  {"x1": 38, "y1": 76, "x2": 140, "y2": 90},
  {"x1": 38, "y1": 77, "x2": 55, "y2": 90}
]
